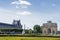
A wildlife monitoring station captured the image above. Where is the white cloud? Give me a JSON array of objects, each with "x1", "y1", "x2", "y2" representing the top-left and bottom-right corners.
[
  {"x1": 11, "y1": 0, "x2": 32, "y2": 8},
  {"x1": 0, "y1": 8, "x2": 11, "y2": 13},
  {"x1": 0, "y1": 8, "x2": 17, "y2": 23},
  {"x1": 16, "y1": 6, "x2": 20, "y2": 8},
  {"x1": 0, "y1": 8, "x2": 32, "y2": 16},
  {"x1": 11, "y1": 1, "x2": 18, "y2": 4},
  {"x1": 20, "y1": 0, "x2": 31, "y2": 5},
  {"x1": 17, "y1": 11, "x2": 32, "y2": 15}
]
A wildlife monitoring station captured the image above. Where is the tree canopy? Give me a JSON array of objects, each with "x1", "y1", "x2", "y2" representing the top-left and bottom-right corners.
[{"x1": 33, "y1": 25, "x2": 42, "y2": 33}]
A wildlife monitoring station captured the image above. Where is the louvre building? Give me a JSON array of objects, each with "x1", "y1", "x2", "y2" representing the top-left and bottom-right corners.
[{"x1": 0, "y1": 20, "x2": 22, "y2": 34}]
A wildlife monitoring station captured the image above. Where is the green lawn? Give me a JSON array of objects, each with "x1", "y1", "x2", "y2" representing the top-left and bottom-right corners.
[{"x1": 0, "y1": 37, "x2": 60, "y2": 40}]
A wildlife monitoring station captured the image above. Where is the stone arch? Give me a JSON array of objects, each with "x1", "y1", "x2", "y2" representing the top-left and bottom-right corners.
[
  {"x1": 48, "y1": 28, "x2": 51, "y2": 34},
  {"x1": 52, "y1": 31, "x2": 55, "y2": 34},
  {"x1": 44, "y1": 30, "x2": 46, "y2": 34}
]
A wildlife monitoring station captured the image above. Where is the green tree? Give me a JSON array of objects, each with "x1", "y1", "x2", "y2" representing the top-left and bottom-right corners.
[
  {"x1": 25, "y1": 30, "x2": 29, "y2": 34},
  {"x1": 33, "y1": 25, "x2": 42, "y2": 33},
  {"x1": 28, "y1": 29, "x2": 32, "y2": 34}
]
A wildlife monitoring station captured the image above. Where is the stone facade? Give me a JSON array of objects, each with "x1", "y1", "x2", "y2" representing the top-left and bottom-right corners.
[
  {"x1": 42, "y1": 21, "x2": 57, "y2": 34},
  {"x1": 0, "y1": 20, "x2": 22, "y2": 34}
]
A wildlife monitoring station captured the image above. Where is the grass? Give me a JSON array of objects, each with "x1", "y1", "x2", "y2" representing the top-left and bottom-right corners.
[
  {"x1": 0, "y1": 34, "x2": 60, "y2": 40},
  {"x1": 0, "y1": 37, "x2": 60, "y2": 40}
]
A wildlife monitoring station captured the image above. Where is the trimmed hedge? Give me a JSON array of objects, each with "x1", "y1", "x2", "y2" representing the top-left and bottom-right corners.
[{"x1": 0, "y1": 34, "x2": 60, "y2": 38}]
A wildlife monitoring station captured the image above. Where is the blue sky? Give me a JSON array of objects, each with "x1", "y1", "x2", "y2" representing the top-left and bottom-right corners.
[{"x1": 0, "y1": 0, "x2": 60, "y2": 30}]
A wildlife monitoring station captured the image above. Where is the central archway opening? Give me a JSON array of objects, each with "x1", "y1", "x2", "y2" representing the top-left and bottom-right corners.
[{"x1": 48, "y1": 28, "x2": 51, "y2": 34}]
